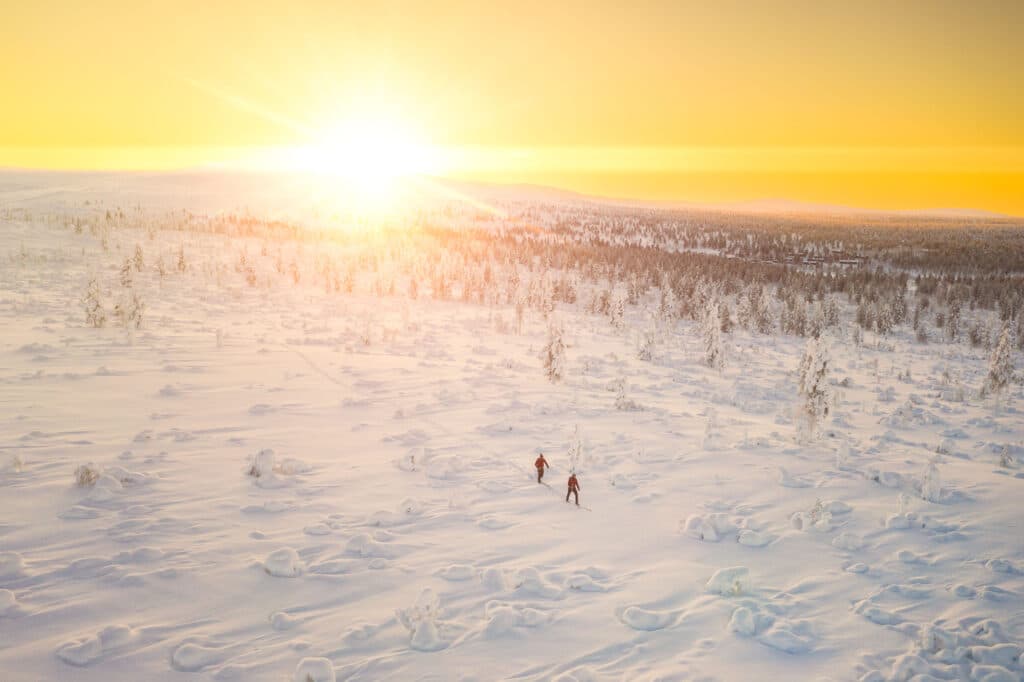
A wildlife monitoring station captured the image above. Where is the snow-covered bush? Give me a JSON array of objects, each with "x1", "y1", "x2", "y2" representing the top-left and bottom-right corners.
[
  {"x1": 396, "y1": 589, "x2": 447, "y2": 651},
  {"x1": 247, "y1": 449, "x2": 276, "y2": 478}
]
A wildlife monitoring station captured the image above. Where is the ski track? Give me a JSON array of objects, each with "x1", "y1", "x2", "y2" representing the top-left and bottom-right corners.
[{"x1": 1, "y1": 211, "x2": 1022, "y2": 681}]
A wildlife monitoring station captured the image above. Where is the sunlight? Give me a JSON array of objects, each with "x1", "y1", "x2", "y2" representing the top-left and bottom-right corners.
[{"x1": 291, "y1": 116, "x2": 443, "y2": 209}]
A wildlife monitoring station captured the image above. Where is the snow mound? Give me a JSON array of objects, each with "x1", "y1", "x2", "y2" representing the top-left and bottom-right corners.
[
  {"x1": 0, "y1": 552, "x2": 25, "y2": 579},
  {"x1": 705, "y1": 566, "x2": 749, "y2": 596},
  {"x1": 682, "y1": 513, "x2": 737, "y2": 542},
  {"x1": 293, "y1": 657, "x2": 335, "y2": 682},
  {"x1": 759, "y1": 622, "x2": 815, "y2": 654},
  {"x1": 777, "y1": 467, "x2": 812, "y2": 488},
  {"x1": 271, "y1": 611, "x2": 297, "y2": 630},
  {"x1": 481, "y1": 567, "x2": 507, "y2": 591},
  {"x1": 437, "y1": 564, "x2": 476, "y2": 581},
  {"x1": 514, "y1": 567, "x2": 563, "y2": 599},
  {"x1": 264, "y1": 548, "x2": 304, "y2": 577},
  {"x1": 170, "y1": 642, "x2": 225, "y2": 672},
  {"x1": 0, "y1": 452, "x2": 24, "y2": 473},
  {"x1": 56, "y1": 625, "x2": 136, "y2": 666},
  {"x1": 483, "y1": 600, "x2": 548, "y2": 637},
  {"x1": 737, "y1": 529, "x2": 774, "y2": 547},
  {"x1": 832, "y1": 532, "x2": 863, "y2": 551},
  {"x1": 728, "y1": 606, "x2": 759, "y2": 636},
  {"x1": 0, "y1": 589, "x2": 18, "y2": 615},
  {"x1": 621, "y1": 606, "x2": 675, "y2": 631}
]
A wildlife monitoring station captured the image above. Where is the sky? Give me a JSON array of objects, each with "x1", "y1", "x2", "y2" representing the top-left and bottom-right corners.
[{"x1": 2, "y1": 0, "x2": 1023, "y2": 214}]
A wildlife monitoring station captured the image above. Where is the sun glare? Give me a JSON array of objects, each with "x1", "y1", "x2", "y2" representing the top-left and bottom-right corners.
[{"x1": 287, "y1": 116, "x2": 442, "y2": 206}]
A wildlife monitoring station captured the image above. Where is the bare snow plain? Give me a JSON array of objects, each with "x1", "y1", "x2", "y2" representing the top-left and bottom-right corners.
[{"x1": 1, "y1": 178, "x2": 1023, "y2": 681}]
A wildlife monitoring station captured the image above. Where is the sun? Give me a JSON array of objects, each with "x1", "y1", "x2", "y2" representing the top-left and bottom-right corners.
[
  {"x1": 295, "y1": 116, "x2": 442, "y2": 201},
  {"x1": 234, "y1": 109, "x2": 449, "y2": 217}
]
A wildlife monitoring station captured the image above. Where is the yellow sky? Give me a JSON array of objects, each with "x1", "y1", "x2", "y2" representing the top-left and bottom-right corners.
[{"x1": 3, "y1": 1, "x2": 1023, "y2": 214}]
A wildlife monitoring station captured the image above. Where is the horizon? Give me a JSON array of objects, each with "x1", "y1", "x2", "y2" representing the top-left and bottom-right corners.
[
  {"x1": 1, "y1": 167, "x2": 1021, "y2": 220},
  {"x1": 3, "y1": 2, "x2": 1024, "y2": 214}
]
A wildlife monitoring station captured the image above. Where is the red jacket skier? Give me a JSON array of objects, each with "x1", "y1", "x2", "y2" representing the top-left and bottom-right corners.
[
  {"x1": 566, "y1": 472, "x2": 580, "y2": 506},
  {"x1": 535, "y1": 453, "x2": 549, "y2": 483}
]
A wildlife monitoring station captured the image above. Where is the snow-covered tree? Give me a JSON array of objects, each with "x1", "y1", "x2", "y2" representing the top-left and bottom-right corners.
[
  {"x1": 738, "y1": 285, "x2": 774, "y2": 334},
  {"x1": 796, "y1": 336, "x2": 832, "y2": 441},
  {"x1": 658, "y1": 277, "x2": 678, "y2": 324},
  {"x1": 119, "y1": 257, "x2": 133, "y2": 288},
  {"x1": 541, "y1": 322, "x2": 566, "y2": 382},
  {"x1": 609, "y1": 292, "x2": 626, "y2": 331},
  {"x1": 981, "y1": 326, "x2": 1015, "y2": 401},
  {"x1": 83, "y1": 277, "x2": 106, "y2": 328},
  {"x1": 920, "y1": 460, "x2": 941, "y2": 502},
  {"x1": 701, "y1": 298, "x2": 725, "y2": 370}
]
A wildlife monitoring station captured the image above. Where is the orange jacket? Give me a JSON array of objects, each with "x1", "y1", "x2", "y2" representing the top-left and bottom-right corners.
[
  {"x1": 535, "y1": 455, "x2": 548, "y2": 470},
  {"x1": 567, "y1": 474, "x2": 579, "y2": 491}
]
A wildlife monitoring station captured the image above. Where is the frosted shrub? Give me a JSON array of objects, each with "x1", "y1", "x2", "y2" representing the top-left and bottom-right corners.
[
  {"x1": 74, "y1": 463, "x2": 100, "y2": 487},
  {"x1": 636, "y1": 327, "x2": 656, "y2": 362},
  {"x1": 614, "y1": 376, "x2": 640, "y2": 411},
  {"x1": 132, "y1": 244, "x2": 144, "y2": 272}
]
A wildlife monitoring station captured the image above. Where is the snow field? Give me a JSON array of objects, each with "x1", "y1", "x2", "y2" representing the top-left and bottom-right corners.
[{"x1": 0, "y1": 209, "x2": 1022, "y2": 681}]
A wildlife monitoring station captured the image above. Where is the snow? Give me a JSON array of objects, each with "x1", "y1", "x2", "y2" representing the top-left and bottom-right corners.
[{"x1": 0, "y1": 176, "x2": 1022, "y2": 681}]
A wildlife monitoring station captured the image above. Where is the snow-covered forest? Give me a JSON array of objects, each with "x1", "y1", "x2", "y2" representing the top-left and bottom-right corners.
[{"x1": 1, "y1": 174, "x2": 1022, "y2": 681}]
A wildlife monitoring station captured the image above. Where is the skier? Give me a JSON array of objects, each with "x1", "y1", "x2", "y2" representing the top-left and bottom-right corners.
[
  {"x1": 566, "y1": 471, "x2": 580, "y2": 506},
  {"x1": 535, "y1": 452, "x2": 549, "y2": 484}
]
